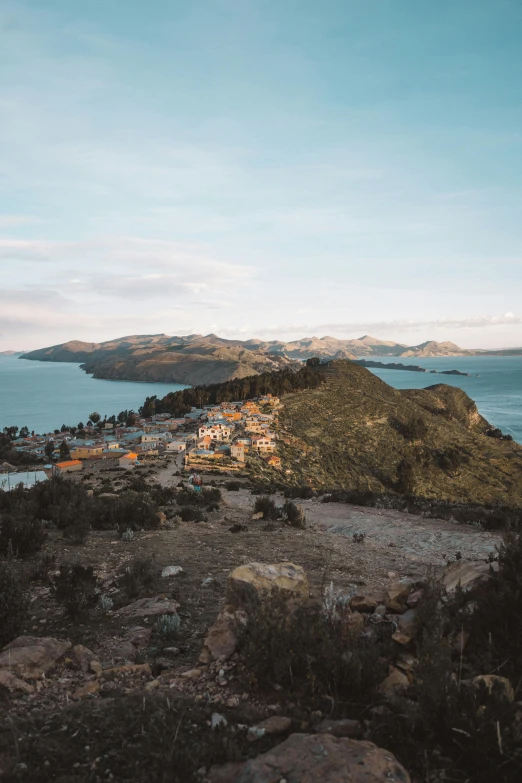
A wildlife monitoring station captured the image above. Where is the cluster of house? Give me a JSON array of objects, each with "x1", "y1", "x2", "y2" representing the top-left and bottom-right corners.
[{"x1": 3, "y1": 394, "x2": 282, "y2": 484}]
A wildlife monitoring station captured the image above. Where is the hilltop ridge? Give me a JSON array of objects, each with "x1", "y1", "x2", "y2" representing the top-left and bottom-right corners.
[{"x1": 20, "y1": 332, "x2": 495, "y2": 385}]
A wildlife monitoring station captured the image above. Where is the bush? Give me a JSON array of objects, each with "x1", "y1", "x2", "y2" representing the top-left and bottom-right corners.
[
  {"x1": 63, "y1": 518, "x2": 91, "y2": 545},
  {"x1": 52, "y1": 563, "x2": 100, "y2": 620},
  {"x1": 179, "y1": 506, "x2": 207, "y2": 523},
  {"x1": 154, "y1": 613, "x2": 180, "y2": 642},
  {"x1": 254, "y1": 495, "x2": 279, "y2": 520},
  {"x1": 29, "y1": 552, "x2": 57, "y2": 583},
  {"x1": 284, "y1": 485, "x2": 315, "y2": 499},
  {"x1": 238, "y1": 590, "x2": 387, "y2": 702},
  {"x1": 0, "y1": 562, "x2": 28, "y2": 646},
  {"x1": 119, "y1": 556, "x2": 158, "y2": 601},
  {"x1": 226, "y1": 481, "x2": 240, "y2": 491},
  {"x1": 393, "y1": 416, "x2": 428, "y2": 442},
  {"x1": 281, "y1": 500, "x2": 306, "y2": 529},
  {"x1": 434, "y1": 446, "x2": 469, "y2": 473},
  {"x1": 0, "y1": 515, "x2": 47, "y2": 558}
]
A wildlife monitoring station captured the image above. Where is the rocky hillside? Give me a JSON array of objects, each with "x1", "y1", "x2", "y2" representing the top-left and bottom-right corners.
[
  {"x1": 278, "y1": 360, "x2": 522, "y2": 505},
  {"x1": 22, "y1": 334, "x2": 300, "y2": 385}
]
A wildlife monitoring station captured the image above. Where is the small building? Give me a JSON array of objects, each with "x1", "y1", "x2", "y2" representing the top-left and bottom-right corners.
[
  {"x1": 0, "y1": 470, "x2": 49, "y2": 491},
  {"x1": 230, "y1": 443, "x2": 246, "y2": 462},
  {"x1": 165, "y1": 440, "x2": 186, "y2": 453},
  {"x1": 70, "y1": 444, "x2": 104, "y2": 460},
  {"x1": 119, "y1": 452, "x2": 138, "y2": 469},
  {"x1": 265, "y1": 455, "x2": 282, "y2": 468},
  {"x1": 251, "y1": 435, "x2": 276, "y2": 454},
  {"x1": 55, "y1": 460, "x2": 83, "y2": 475}
]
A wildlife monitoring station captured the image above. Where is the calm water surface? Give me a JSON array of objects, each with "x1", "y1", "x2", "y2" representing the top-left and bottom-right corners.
[
  {"x1": 367, "y1": 355, "x2": 522, "y2": 443},
  {"x1": 1, "y1": 354, "x2": 521, "y2": 443},
  {"x1": 0, "y1": 356, "x2": 188, "y2": 434}
]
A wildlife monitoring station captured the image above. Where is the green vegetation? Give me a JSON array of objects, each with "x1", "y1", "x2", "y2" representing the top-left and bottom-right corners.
[
  {"x1": 0, "y1": 562, "x2": 28, "y2": 646},
  {"x1": 279, "y1": 360, "x2": 522, "y2": 506},
  {"x1": 51, "y1": 563, "x2": 100, "y2": 620}
]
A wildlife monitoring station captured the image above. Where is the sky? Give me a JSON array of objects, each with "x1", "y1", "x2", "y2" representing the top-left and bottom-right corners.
[{"x1": 1, "y1": 0, "x2": 522, "y2": 351}]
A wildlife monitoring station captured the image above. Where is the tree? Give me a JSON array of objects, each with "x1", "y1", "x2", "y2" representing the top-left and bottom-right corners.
[
  {"x1": 3, "y1": 426, "x2": 18, "y2": 440},
  {"x1": 77, "y1": 422, "x2": 84, "y2": 431},
  {"x1": 59, "y1": 440, "x2": 71, "y2": 461},
  {"x1": 89, "y1": 412, "x2": 101, "y2": 424},
  {"x1": 19, "y1": 426, "x2": 29, "y2": 439},
  {"x1": 306, "y1": 357, "x2": 321, "y2": 367},
  {"x1": 45, "y1": 441, "x2": 55, "y2": 461}
]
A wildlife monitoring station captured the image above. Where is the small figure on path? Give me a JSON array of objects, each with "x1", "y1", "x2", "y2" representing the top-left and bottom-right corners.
[{"x1": 189, "y1": 472, "x2": 203, "y2": 493}]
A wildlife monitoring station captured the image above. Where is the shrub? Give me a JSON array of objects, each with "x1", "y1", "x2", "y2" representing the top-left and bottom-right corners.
[
  {"x1": 281, "y1": 500, "x2": 306, "y2": 529},
  {"x1": 284, "y1": 485, "x2": 314, "y2": 500},
  {"x1": 0, "y1": 515, "x2": 47, "y2": 558},
  {"x1": 29, "y1": 552, "x2": 57, "y2": 583},
  {"x1": 119, "y1": 556, "x2": 158, "y2": 601},
  {"x1": 52, "y1": 563, "x2": 100, "y2": 620},
  {"x1": 63, "y1": 518, "x2": 91, "y2": 545},
  {"x1": 226, "y1": 481, "x2": 240, "y2": 491},
  {"x1": 434, "y1": 446, "x2": 469, "y2": 473},
  {"x1": 121, "y1": 527, "x2": 135, "y2": 542},
  {"x1": 99, "y1": 594, "x2": 114, "y2": 614},
  {"x1": 154, "y1": 613, "x2": 180, "y2": 642},
  {"x1": 238, "y1": 590, "x2": 387, "y2": 702},
  {"x1": 393, "y1": 416, "x2": 428, "y2": 442},
  {"x1": 0, "y1": 562, "x2": 28, "y2": 646},
  {"x1": 179, "y1": 506, "x2": 207, "y2": 522},
  {"x1": 254, "y1": 495, "x2": 279, "y2": 520}
]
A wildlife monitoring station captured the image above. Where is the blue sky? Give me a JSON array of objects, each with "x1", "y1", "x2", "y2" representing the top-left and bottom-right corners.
[{"x1": 1, "y1": 0, "x2": 522, "y2": 349}]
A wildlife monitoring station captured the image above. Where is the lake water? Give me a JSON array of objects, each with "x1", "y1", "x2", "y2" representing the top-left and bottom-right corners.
[
  {"x1": 366, "y1": 355, "x2": 522, "y2": 443},
  {"x1": 0, "y1": 355, "x2": 188, "y2": 434},
  {"x1": 1, "y1": 354, "x2": 521, "y2": 443}
]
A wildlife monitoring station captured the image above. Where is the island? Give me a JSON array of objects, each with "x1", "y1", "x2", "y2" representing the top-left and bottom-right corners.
[{"x1": 354, "y1": 359, "x2": 470, "y2": 376}]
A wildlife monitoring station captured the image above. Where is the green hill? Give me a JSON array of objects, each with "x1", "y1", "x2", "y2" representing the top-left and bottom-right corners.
[{"x1": 278, "y1": 360, "x2": 522, "y2": 505}]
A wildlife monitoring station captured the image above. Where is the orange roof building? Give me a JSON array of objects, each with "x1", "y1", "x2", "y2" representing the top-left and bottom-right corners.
[{"x1": 55, "y1": 459, "x2": 83, "y2": 473}]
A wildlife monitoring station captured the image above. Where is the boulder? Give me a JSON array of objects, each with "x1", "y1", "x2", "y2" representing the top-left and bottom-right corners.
[
  {"x1": 128, "y1": 626, "x2": 153, "y2": 649},
  {"x1": 314, "y1": 718, "x2": 363, "y2": 738},
  {"x1": 227, "y1": 562, "x2": 309, "y2": 607},
  {"x1": 118, "y1": 596, "x2": 179, "y2": 618},
  {"x1": 350, "y1": 595, "x2": 380, "y2": 613},
  {"x1": 200, "y1": 608, "x2": 245, "y2": 664},
  {"x1": 379, "y1": 667, "x2": 410, "y2": 697},
  {"x1": 207, "y1": 733, "x2": 411, "y2": 783},
  {"x1": 0, "y1": 636, "x2": 71, "y2": 680},
  {"x1": 253, "y1": 716, "x2": 292, "y2": 736},
  {"x1": 72, "y1": 680, "x2": 100, "y2": 699},
  {"x1": 443, "y1": 561, "x2": 495, "y2": 594},
  {"x1": 385, "y1": 580, "x2": 415, "y2": 607},
  {"x1": 71, "y1": 644, "x2": 99, "y2": 673},
  {"x1": 391, "y1": 609, "x2": 418, "y2": 645},
  {"x1": 201, "y1": 562, "x2": 308, "y2": 664},
  {"x1": 0, "y1": 669, "x2": 34, "y2": 694},
  {"x1": 161, "y1": 565, "x2": 183, "y2": 578}
]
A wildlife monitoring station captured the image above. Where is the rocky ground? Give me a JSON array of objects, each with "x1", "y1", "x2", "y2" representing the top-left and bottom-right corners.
[{"x1": 0, "y1": 466, "x2": 507, "y2": 782}]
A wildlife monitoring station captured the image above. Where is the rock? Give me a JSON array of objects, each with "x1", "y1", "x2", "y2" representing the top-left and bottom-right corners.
[
  {"x1": 181, "y1": 668, "x2": 202, "y2": 679},
  {"x1": 161, "y1": 565, "x2": 184, "y2": 578},
  {"x1": 71, "y1": 644, "x2": 99, "y2": 673},
  {"x1": 112, "y1": 641, "x2": 136, "y2": 659},
  {"x1": 0, "y1": 669, "x2": 34, "y2": 693},
  {"x1": 101, "y1": 663, "x2": 151, "y2": 679},
  {"x1": 251, "y1": 512, "x2": 264, "y2": 520},
  {"x1": 346, "y1": 612, "x2": 365, "y2": 632},
  {"x1": 72, "y1": 680, "x2": 100, "y2": 699},
  {"x1": 443, "y1": 561, "x2": 495, "y2": 594},
  {"x1": 247, "y1": 726, "x2": 266, "y2": 742},
  {"x1": 472, "y1": 675, "x2": 514, "y2": 702},
  {"x1": 118, "y1": 596, "x2": 180, "y2": 618},
  {"x1": 406, "y1": 590, "x2": 423, "y2": 607},
  {"x1": 452, "y1": 630, "x2": 470, "y2": 654},
  {"x1": 90, "y1": 660, "x2": 103, "y2": 676},
  {"x1": 350, "y1": 594, "x2": 383, "y2": 613},
  {"x1": 157, "y1": 511, "x2": 167, "y2": 525},
  {"x1": 391, "y1": 609, "x2": 418, "y2": 645},
  {"x1": 386, "y1": 580, "x2": 415, "y2": 606},
  {"x1": 314, "y1": 719, "x2": 363, "y2": 738},
  {"x1": 128, "y1": 626, "x2": 153, "y2": 649},
  {"x1": 0, "y1": 636, "x2": 71, "y2": 680},
  {"x1": 207, "y1": 733, "x2": 411, "y2": 783},
  {"x1": 227, "y1": 562, "x2": 309, "y2": 607},
  {"x1": 254, "y1": 716, "x2": 292, "y2": 736},
  {"x1": 200, "y1": 607, "x2": 247, "y2": 664},
  {"x1": 145, "y1": 679, "x2": 160, "y2": 691},
  {"x1": 379, "y1": 667, "x2": 410, "y2": 697},
  {"x1": 164, "y1": 647, "x2": 181, "y2": 658}
]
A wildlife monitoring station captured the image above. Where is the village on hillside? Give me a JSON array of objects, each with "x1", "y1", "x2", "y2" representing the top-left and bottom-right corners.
[{"x1": 0, "y1": 394, "x2": 282, "y2": 489}]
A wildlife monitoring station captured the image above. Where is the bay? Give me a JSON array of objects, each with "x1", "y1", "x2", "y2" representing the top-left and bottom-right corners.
[
  {"x1": 0, "y1": 355, "x2": 188, "y2": 434},
  {"x1": 366, "y1": 355, "x2": 522, "y2": 443}
]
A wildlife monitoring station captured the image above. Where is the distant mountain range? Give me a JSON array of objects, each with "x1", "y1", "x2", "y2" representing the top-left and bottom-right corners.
[
  {"x1": 20, "y1": 333, "x2": 522, "y2": 385},
  {"x1": 0, "y1": 350, "x2": 24, "y2": 356}
]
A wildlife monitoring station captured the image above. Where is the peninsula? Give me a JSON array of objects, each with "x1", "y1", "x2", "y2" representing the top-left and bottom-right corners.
[{"x1": 19, "y1": 332, "x2": 503, "y2": 386}]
